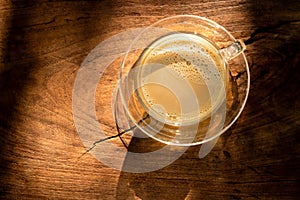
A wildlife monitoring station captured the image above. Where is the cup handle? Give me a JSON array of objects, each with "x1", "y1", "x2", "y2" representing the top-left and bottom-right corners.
[{"x1": 219, "y1": 40, "x2": 246, "y2": 61}]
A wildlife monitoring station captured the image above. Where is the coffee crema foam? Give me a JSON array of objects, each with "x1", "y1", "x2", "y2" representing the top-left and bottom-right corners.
[{"x1": 135, "y1": 33, "x2": 227, "y2": 125}]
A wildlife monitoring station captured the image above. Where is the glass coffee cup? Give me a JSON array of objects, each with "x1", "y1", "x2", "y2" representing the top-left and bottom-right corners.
[{"x1": 115, "y1": 15, "x2": 250, "y2": 147}]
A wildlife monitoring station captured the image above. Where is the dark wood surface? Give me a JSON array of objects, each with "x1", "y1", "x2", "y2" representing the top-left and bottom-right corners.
[{"x1": 1, "y1": 0, "x2": 299, "y2": 199}]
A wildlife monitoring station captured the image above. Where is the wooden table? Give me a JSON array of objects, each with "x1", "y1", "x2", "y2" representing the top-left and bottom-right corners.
[{"x1": 1, "y1": 0, "x2": 299, "y2": 199}]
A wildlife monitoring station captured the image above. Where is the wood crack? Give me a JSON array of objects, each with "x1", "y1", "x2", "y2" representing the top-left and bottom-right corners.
[
  {"x1": 245, "y1": 20, "x2": 300, "y2": 45},
  {"x1": 79, "y1": 114, "x2": 149, "y2": 158}
]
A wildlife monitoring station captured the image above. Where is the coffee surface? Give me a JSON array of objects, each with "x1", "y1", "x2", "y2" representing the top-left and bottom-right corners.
[{"x1": 135, "y1": 33, "x2": 227, "y2": 125}]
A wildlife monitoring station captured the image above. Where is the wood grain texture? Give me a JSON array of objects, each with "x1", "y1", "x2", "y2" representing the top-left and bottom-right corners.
[{"x1": 0, "y1": 0, "x2": 299, "y2": 199}]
